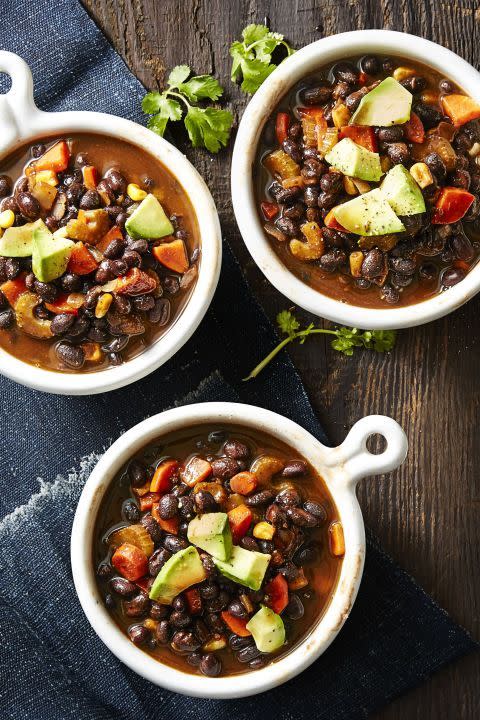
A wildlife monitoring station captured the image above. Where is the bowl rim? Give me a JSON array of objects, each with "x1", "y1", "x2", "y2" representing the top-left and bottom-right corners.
[
  {"x1": 70, "y1": 401, "x2": 407, "y2": 698},
  {"x1": 0, "y1": 52, "x2": 222, "y2": 394},
  {"x1": 231, "y1": 29, "x2": 480, "y2": 330}
]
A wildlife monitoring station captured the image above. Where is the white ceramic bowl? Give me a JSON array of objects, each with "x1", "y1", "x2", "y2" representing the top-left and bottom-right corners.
[
  {"x1": 231, "y1": 30, "x2": 480, "y2": 329},
  {"x1": 0, "y1": 52, "x2": 222, "y2": 394},
  {"x1": 71, "y1": 401, "x2": 407, "y2": 698}
]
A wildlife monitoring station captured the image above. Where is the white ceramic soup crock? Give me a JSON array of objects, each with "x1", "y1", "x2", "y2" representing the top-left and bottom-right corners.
[
  {"x1": 0, "y1": 52, "x2": 222, "y2": 394},
  {"x1": 71, "y1": 401, "x2": 408, "y2": 698},
  {"x1": 231, "y1": 30, "x2": 480, "y2": 330}
]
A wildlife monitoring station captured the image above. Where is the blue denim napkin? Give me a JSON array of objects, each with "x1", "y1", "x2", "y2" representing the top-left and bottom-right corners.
[{"x1": 0, "y1": 1, "x2": 476, "y2": 718}]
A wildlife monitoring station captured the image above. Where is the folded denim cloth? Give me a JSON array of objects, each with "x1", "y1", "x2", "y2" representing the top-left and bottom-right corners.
[{"x1": 0, "y1": 1, "x2": 476, "y2": 718}]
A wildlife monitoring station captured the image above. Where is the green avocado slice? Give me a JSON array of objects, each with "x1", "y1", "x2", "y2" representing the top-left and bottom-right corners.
[
  {"x1": 246, "y1": 606, "x2": 285, "y2": 653},
  {"x1": 350, "y1": 77, "x2": 412, "y2": 127},
  {"x1": 31, "y1": 225, "x2": 74, "y2": 282},
  {"x1": 187, "y1": 512, "x2": 233, "y2": 562},
  {"x1": 380, "y1": 164, "x2": 426, "y2": 216},
  {"x1": 0, "y1": 219, "x2": 47, "y2": 258},
  {"x1": 125, "y1": 193, "x2": 174, "y2": 239},
  {"x1": 213, "y1": 545, "x2": 270, "y2": 591},
  {"x1": 333, "y1": 189, "x2": 405, "y2": 236},
  {"x1": 149, "y1": 546, "x2": 207, "y2": 605}
]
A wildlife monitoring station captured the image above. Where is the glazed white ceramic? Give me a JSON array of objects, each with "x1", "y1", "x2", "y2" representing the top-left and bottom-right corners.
[
  {"x1": 231, "y1": 30, "x2": 480, "y2": 329},
  {"x1": 71, "y1": 402, "x2": 407, "y2": 698},
  {"x1": 0, "y1": 51, "x2": 222, "y2": 394}
]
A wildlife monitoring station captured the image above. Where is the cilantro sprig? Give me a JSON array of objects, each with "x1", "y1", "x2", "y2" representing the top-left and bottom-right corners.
[
  {"x1": 142, "y1": 65, "x2": 233, "y2": 153},
  {"x1": 244, "y1": 310, "x2": 396, "y2": 381},
  {"x1": 230, "y1": 24, "x2": 295, "y2": 94}
]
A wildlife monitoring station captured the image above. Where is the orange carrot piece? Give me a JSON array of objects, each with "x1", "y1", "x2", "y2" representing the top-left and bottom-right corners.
[
  {"x1": 432, "y1": 187, "x2": 475, "y2": 224},
  {"x1": 45, "y1": 293, "x2": 82, "y2": 315},
  {"x1": 111, "y1": 542, "x2": 148, "y2": 581},
  {"x1": 67, "y1": 242, "x2": 99, "y2": 275},
  {"x1": 182, "y1": 456, "x2": 213, "y2": 487},
  {"x1": 229, "y1": 472, "x2": 258, "y2": 496},
  {"x1": 221, "y1": 611, "x2": 251, "y2": 637},
  {"x1": 265, "y1": 573, "x2": 289, "y2": 614},
  {"x1": 0, "y1": 275, "x2": 27, "y2": 307},
  {"x1": 185, "y1": 588, "x2": 202, "y2": 615},
  {"x1": 152, "y1": 239, "x2": 189, "y2": 273},
  {"x1": 441, "y1": 93, "x2": 480, "y2": 127},
  {"x1": 138, "y1": 492, "x2": 160, "y2": 512},
  {"x1": 82, "y1": 165, "x2": 98, "y2": 190},
  {"x1": 32, "y1": 141, "x2": 70, "y2": 172},
  {"x1": 150, "y1": 459, "x2": 179, "y2": 494},
  {"x1": 227, "y1": 504, "x2": 252, "y2": 544}
]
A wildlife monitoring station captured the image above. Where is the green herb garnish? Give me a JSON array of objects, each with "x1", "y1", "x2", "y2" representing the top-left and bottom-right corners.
[
  {"x1": 230, "y1": 24, "x2": 295, "y2": 94},
  {"x1": 142, "y1": 65, "x2": 233, "y2": 153},
  {"x1": 244, "y1": 310, "x2": 396, "y2": 380}
]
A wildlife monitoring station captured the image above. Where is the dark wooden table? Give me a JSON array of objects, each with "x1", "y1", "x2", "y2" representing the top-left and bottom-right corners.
[{"x1": 84, "y1": 1, "x2": 479, "y2": 716}]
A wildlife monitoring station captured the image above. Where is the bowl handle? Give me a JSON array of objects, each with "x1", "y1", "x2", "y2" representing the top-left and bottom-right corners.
[
  {"x1": 0, "y1": 52, "x2": 39, "y2": 154},
  {"x1": 326, "y1": 415, "x2": 408, "y2": 488}
]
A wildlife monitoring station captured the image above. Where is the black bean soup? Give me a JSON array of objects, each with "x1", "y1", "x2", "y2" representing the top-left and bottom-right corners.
[
  {"x1": 0, "y1": 134, "x2": 199, "y2": 372},
  {"x1": 256, "y1": 54, "x2": 480, "y2": 308},
  {"x1": 95, "y1": 426, "x2": 343, "y2": 677}
]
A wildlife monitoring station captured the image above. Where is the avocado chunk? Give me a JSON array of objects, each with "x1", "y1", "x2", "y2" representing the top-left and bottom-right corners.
[
  {"x1": 213, "y1": 545, "x2": 270, "y2": 591},
  {"x1": 380, "y1": 164, "x2": 426, "y2": 216},
  {"x1": 350, "y1": 77, "x2": 412, "y2": 127},
  {"x1": 149, "y1": 546, "x2": 206, "y2": 604},
  {"x1": 32, "y1": 225, "x2": 74, "y2": 283},
  {"x1": 333, "y1": 189, "x2": 405, "y2": 236},
  {"x1": 325, "y1": 138, "x2": 383, "y2": 182},
  {"x1": 0, "y1": 219, "x2": 47, "y2": 257},
  {"x1": 246, "y1": 606, "x2": 285, "y2": 653},
  {"x1": 125, "y1": 193, "x2": 174, "y2": 239},
  {"x1": 187, "y1": 512, "x2": 233, "y2": 562}
]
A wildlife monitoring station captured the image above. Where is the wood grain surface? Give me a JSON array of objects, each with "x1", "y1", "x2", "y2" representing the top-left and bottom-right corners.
[{"x1": 83, "y1": 1, "x2": 480, "y2": 716}]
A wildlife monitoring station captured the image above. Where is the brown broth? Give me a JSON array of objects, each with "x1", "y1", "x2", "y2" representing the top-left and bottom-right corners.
[
  {"x1": 0, "y1": 133, "x2": 199, "y2": 372},
  {"x1": 255, "y1": 55, "x2": 480, "y2": 309},
  {"x1": 94, "y1": 424, "x2": 343, "y2": 676}
]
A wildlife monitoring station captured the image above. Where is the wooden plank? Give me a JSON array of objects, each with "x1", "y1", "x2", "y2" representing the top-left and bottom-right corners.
[{"x1": 83, "y1": 1, "x2": 480, "y2": 716}]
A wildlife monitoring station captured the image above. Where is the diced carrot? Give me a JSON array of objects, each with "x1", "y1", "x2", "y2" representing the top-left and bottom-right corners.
[
  {"x1": 288, "y1": 568, "x2": 309, "y2": 591},
  {"x1": 111, "y1": 542, "x2": 148, "y2": 581},
  {"x1": 96, "y1": 225, "x2": 123, "y2": 254},
  {"x1": 261, "y1": 201, "x2": 279, "y2": 220},
  {"x1": 0, "y1": 275, "x2": 27, "y2": 307},
  {"x1": 432, "y1": 187, "x2": 475, "y2": 224},
  {"x1": 67, "y1": 242, "x2": 99, "y2": 275},
  {"x1": 228, "y1": 504, "x2": 252, "y2": 544},
  {"x1": 156, "y1": 514, "x2": 180, "y2": 535},
  {"x1": 132, "y1": 479, "x2": 151, "y2": 498},
  {"x1": 441, "y1": 93, "x2": 480, "y2": 127},
  {"x1": 150, "y1": 459, "x2": 179, "y2": 493},
  {"x1": 185, "y1": 588, "x2": 202, "y2": 615},
  {"x1": 152, "y1": 239, "x2": 189, "y2": 273},
  {"x1": 32, "y1": 141, "x2": 70, "y2": 173},
  {"x1": 82, "y1": 165, "x2": 98, "y2": 191},
  {"x1": 115, "y1": 267, "x2": 157, "y2": 296},
  {"x1": 45, "y1": 293, "x2": 82, "y2": 315},
  {"x1": 339, "y1": 125, "x2": 377, "y2": 152},
  {"x1": 138, "y1": 492, "x2": 160, "y2": 512},
  {"x1": 403, "y1": 111, "x2": 425, "y2": 144},
  {"x1": 265, "y1": 573, "x2": 289, "y2": 614},
  {"x1": 229, "y1": 472, "x2": 258, "y2": 496},
  {"x1": 324, "y1": 208, "x2": 348, "y2": 232},
  {"x1": 182, "y1": 456, "x2": 212, "y2": 487},
  {"x1": 221, "y1": 611, "x2": 251, "y2": 637},
  {"x1": 275, "y1": 112, "x2": 290, "y2": 145}
]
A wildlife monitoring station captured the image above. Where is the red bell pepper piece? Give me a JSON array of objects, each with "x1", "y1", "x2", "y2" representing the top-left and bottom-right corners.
[
  {"x1": 0, "y1": 275, "x2": 27, "y2": 307},
  {"x1": 67, "y1": 242, "x2": 99, "y2": 275},
  {"x1": 261, "y1": 201, "x2": 279, "y2": 220},
  {"x1": 227, "y1": 504, "x2": 252, "y2": 544},
  {"x1": 403, "y1": 112, "x2": 425, "y2": 144},
  {"x1": 135, "y1": 576, "x2": 151, "y2": 592},
  {"x1": 150, "y1": 459, "x2": 179, "y2": 494},
  {"x1": 264, "y1": 573, "x2": 289, "y2": 614},
  {"x1": 358, "y1": 71, "x2": 368, "y2": 85},
  {"x1": 185, "y1": 588, "x2": 202, "y2": 615},
  {"x1": 324, "y1": 208, "x2": 348, "y2": 232},
  {"x1": 275, "y1": 112, "x2": 290, "y2": 145},
  {"x1": 339, "y1": 125, "x2": 377, "y2": 152},
  {"x1": 432, "y1": 187, "x2": 475, "y2": 224},
  {"x1": 221, "y1": 611, "x2": 251, "y2": 637},
  {"x1": 32, "y1": 141, "x2": 70, "y2": 173},
  {"x1": 111, "y1": 542, "x2": 148, "y2": 581}
]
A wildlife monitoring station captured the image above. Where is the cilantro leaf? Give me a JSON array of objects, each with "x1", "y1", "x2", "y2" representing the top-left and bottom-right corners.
[
  {"x1": 167, "y1": 65, "x2": 191, "y2": 88},
  {"x1": 184, "y1": 106, "x2": 233, "y2": 153},
  {"x1": 230, "y1": 23, "x2": 295, "y2": 95},
  {"x1": 242, "y1": 24, "x2": 270, "y2": 45},
  {"x1": 239, "y1": 58, "x2": 276, "y2": 94},
  {"x1": 277, "y1": 310, "x2": 300, "y2": 337},
  {"x1": 144, "y1": 96, "x2": 182, "y2": 136},
  {"x1": 178, "y1": 75, "x2": 223, "y2": 103}
]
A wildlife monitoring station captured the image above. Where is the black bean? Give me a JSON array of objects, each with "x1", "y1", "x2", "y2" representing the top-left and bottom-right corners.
[
  {"x1": 425, "y1": 152, "x2": 447, "y2": 179},
  {"x1": 258, "y1": 539, "x2": 274, "y2": 554},
  {"x1": 194, "y1": 490, "x2": 217, "y2": 514},
  {"x1": 124, "y1": 592, "x2": 149, "y2": 617},
  {"x1": 389, "y1": 257, "x2": 416, "y2": 275},
  {"x1": 276, "y1": 487, "x2": 301, "y2": 506},
  {"x1": 65, "y1": 183, "x2": 84, "y2": 207},
  {"x1": 110, "y1": 259, "x2": 128, "y2": 277},
  {"x1": 282, "y1": 460, "x2": 307, "y2": 477},
  {"x1": 206, "y1": 590, "x2": 230, "y2": 613},
  {"x1": 148, "y1": 298, "x2": 170, "y2": 325},
  {"x1": 200, "y1": 653, "x2": 222, "y2": 677},
  {"x1": 377, "y1": 126, "x2": 404, "y2": 144},
  {"x1": 200, "y1": 553, "x2": 217, "y2": 578},
  {"x1": 3, "y1": 257, "x2": 20, "y2": 280},
  {"x1": 103, "y1": 237, "x2": 126, "y2": 259},
  {"x1": 128, "y1": 458, "x2": 147, "y2": 487},
  {"x1": 240, "y1": 536, "x2": 260, "y2": 552},
  {"x1": 65, "y1": 316, "x2": 89, "y2": 338},
  {"x1": 141, "y1": 513, "x2": 163, "y2": 544},
  {"x1": 245, "y1": 489, "x2": 275, "y2": 507},
  {"x1": 303, "y1": 83, "x2": 332, "y2": 105},
  {"x1": 155, "y1": 620, "x2": 171, "y2": 644},
  {"x1": 265, "y1": 503, "x2": 287, "y2": 527},
  {"x1": 0, "y1": 175, "x2": 12, "y2": 198},
  {"x1": 200, "y1": 583, "x2": 219, "y2": 601},
  {"x1": 1, "y1": 196, "x2": 18, "y2": 213},
  {"x1": 227, "y1": 600, "x2": 248, "y2": 618},
  {"x1": 110, "y1": 577, "x2": 137, "y2": 597},
  {"x1": 79, "y1": 190, "x2": 101, "y2": 210},
  {"x1": 210, "y1": 456, "x2": 239, "y2": 479},
  {"x1": 439, "y1": 78, "x2": 453, "y2": 93},
  {"x1": 132, "y1": 294, "x2": 155, "y2": 312},
  {"x1": 116, "y1": 212, "x2": 127, "y2": 228},
  {"x1": 149, "y1": 602, "x2": 169, "y2": 621},
  {"x1": 387, "y1": 142, "x2": 410, "y2": 165},
  {"x1": 249, "y1": 656, "x2": 268, "y2": 670},
  {"x1": 317, "y1": 191, "x2": 338, "y2": 210},
  {"x1": 275, "y1": 216, "x2": 299, "y2": 237},
  {"x1": 464, "y1": 197, "x2": 480, "y2": 222},
  {"x1": 333, "y1": 61, "x2": 359, "y2": 85},
  {"x1": 122, "y1": 250, "x2": 142, "y2": 269},
  {"x1": 345, "y1": 88, "x2": 368, "y2": 112},
  {"x1": 400, "y1": 75, "x2": 427, "y2": 93},
  {"x1": 102, "y1": 335, "x2": 129, "y2": 353},
  {"x1": 223, "y1": 439, "x2": 249, "y2": 460},
  {"x1": 450, "y1": 169, "x2": 471, "y2": 190},
  {"x1": 128, "y1": 625, "x2": 148, "y2": 645},
  {"x1": 187, "y1": 651, "x2": 202, "y2": 667},
  {"x1": 32, "y1": 282, "x2": 57, "y2": 304},
  {"x1": 282, "y1": 138, "x2": 303, "y2": 164},
  {"x1": 164, "y1": 534, "x2": 189, "y2": 553},
  {"x1": 303, "y1": 187, "x2": 319, "y2": 208},
  {"x1": 361, "y1": 249, "x2": 385, "y2": 279},
  {"x1": 171, "y1": 630, "x2": 201, "y2": 653},
  {"x1": 229, "y1": 635, "x2": 252, "y2": 651},
  {"x1": 96, "y1": 562, "x2": 112, "y2": 580},
  {"x1": 285, "y1": 593, "x2": 305, "y2": 620},
  {"x1": 16, "y1": 192, "x2": 40, "y2": 219},
  {"x1": 106, "y1": 169, "x2": 127, "y2": 194},
  {"x1": 122, "y1": 499, "x2": 140, "y2": 523},
  {"x1": 158, "y1": 493, "x2": 178, "y2": 520},
  {"x1": 275, "y1": 186, "x2": 303, "y2": 205},
  {"x1": 60, "y1": 273, "x2": 82, "y2": 293},
  {"x1": 237, "y1": 644, "x2": 262, "y2": 663},
  {"x1": 382, "y1": 284, "x2": 400, "y2": 304},
  {"x1": 163, "y1": 276, "x2": 180, "y2": 295},
  {"x1": 442, "y1": 267, "x2": 466, "y2": 287},
  {"x1": 127, "y1": 237, "x2": 148, "y2": 254},
  {"x1": 172, "y1": 482, "x2": 189, "y2": 498},
  {"x1": 34, "y1": 304, "x2": 52, "y2": 321},
  {"x1": 320, "y1": 171, "x2": 343, "y2": 193},
  {"x1": 286, "y1": 121, "x2": 302, "y2": 141},
  {"x1": 149, "y1": 548, "x2": 171, "y2": 577},
  {"x1": 320, "y1": 248, "x2": 347, "y2": 272},
  {"x1": 414, "y1": 102, "x2": 442, "y2": 129},
  {"x1": 55, "y1": 342, "x2": 85, "y2": 369},
  {"x1": 170, "y1": 610, "x2": 192, "y2": 628},
  {"x1": 50, "y1": 313, "x2": 75, "y2": 336},
  {"x1": 419, "y1": 263, "x2": 437, "y2": 281},
  {"x1": 391, "y1": 272, "x2": 413, "y2": 288},
  {"x1": 361, "y1": 54, "x2": 380, "y2": 74},
  {"x1": 286, "y1": 506, "x2": 319, "y2": 527},
  {"x1": 452, "y1": 234, "x2": 474, "y2": 261},
  {"x1": 294, "y1": 541, "x2": 320, "y2": 565},
  {"x1": 0, "y1": 307, "x2": 13, "y2": 329}
]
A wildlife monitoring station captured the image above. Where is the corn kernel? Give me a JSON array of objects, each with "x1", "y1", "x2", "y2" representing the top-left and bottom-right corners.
[
  {"x1": 420, "y1": 90, "x2": 439, "y2": 105},
  {"x1": 349, "y1": 250, "x2": 364, "y2": 278},
  {"x1": 329, "y1": 521, "x2": 345, "y2": 557},
  {"x1": 409, "y1": 162, "x2": 434, "y2": 189},
  {"x1": 81, "y1": 342, "x2": 103, "y2": 362},
  {"x1": 343, "y1": 176, "x2": 357, "y2": 195},
  {"x1": 239, "y1": 593, "x2": 254, "y2": 614},
  {"x1": 143, "y1": 618, "x2": 158, "y2": 632},
  {"x1": 0, "y1": 209, "x2": 15, "y2": 229},
  {"x1": 94, "y1": 292, "x2": 113, "y2": 319},
  {"x1": 468, "y1": 142, "x2": 480, "y2": 157},
  {"x1": 253, "y1": 521, "x2": 276, "y2": 540},
  {"x1": 127, "y1": 183, "x2": 147, "y2": 202},
  {"x1": 393, "y1": 66, "x2": 415, "y2": 82},
  {"x1": 332, "y1": 102, "x2": 351, "y2": 128}
]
